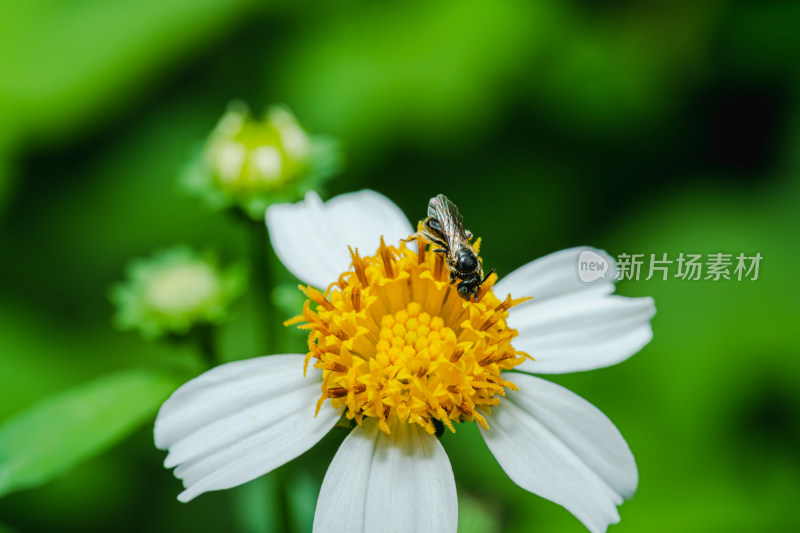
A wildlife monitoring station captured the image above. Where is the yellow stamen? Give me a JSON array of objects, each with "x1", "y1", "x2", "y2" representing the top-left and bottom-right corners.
[
  {"x1": 416, "y1": 237, "x2": 426, "y2": 265},
  {"x1": 287, "y1": 238, "x2": 528, "y2": 435}
]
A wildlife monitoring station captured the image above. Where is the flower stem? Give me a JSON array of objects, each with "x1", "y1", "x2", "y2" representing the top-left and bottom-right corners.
[
  {"x1": 275, "y1": 468, "x2": 293, "y2": 533},
  {"x1": 195, "y1": 324, "x2": 218, "y2": 368},
  {"x1": 250, "y1": 219, "x2": 278, "y2": 354},
  {"x1": 248, "y1": 218, "x2": 294, "y2": 532}
]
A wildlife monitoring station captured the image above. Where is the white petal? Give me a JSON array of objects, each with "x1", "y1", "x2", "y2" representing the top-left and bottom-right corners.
[
  {"x1": 495, "y1": 247, "x2": 618, "y2": 303},
  {"x1": 266, "y1": 190, "x2": 413, "y2": 288},
  {"x1": 495, "y1": 247, "x2": 654, "y2": 373},
  {"x1": 154, "y1": 354, "x2": 340, "y2": 502},
  {"x1": 511, "y1": 291, "x2": 655, "y2": 374},
  {"x1": 481, "y1": 374, "x2": 637, "y2": 533},
  {"x1": 313, "y1": 421, "x2": 457, "y2": 533}
]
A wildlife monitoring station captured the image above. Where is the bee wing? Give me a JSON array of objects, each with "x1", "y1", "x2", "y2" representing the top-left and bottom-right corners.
[{"x1": 428, "y1": 195, "x2": 466, "y2": 251}]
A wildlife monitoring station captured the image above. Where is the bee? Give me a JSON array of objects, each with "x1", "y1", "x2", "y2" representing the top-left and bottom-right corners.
[{"x1": 406, "y1": 194, "x2": 494, "y2": 300}]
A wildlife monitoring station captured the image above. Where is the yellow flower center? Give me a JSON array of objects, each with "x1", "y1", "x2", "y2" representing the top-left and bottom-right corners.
[{"x1": 287, "y1": 237, "x2": 530, "y2": 435}]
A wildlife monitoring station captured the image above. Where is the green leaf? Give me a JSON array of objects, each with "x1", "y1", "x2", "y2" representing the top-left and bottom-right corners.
[
  {"x1": 0, "y1": 522, "x2": 18, "y2": 533},
  {"x1": 0, "y1": 0, "x2": 253, "y2": 143},
  {"x1": 0, "y1": 368, "x2": 180, "y2": 498},
  {"x1": 232, "y1": 475, "x2": 280, "y2": 533},
  {"x1": 457, "y1": 490, "x2": 501, "y2": 533},
  {"x1": 287, "y1": 468, "x2": 319, "y2": 533}
]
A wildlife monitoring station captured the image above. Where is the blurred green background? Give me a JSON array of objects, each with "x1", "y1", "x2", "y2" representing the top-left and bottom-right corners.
[{"x1": 1, "y1": 0, "x2": 799, "y2": 532}]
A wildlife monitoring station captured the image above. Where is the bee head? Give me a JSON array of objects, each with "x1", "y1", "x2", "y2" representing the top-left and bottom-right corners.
[
  {"x1": 457, "y1": 282, "x2": 472, "y2": 299},
  {"x1": 456, "y1": 250, "x2": 478, "y2": 274}
]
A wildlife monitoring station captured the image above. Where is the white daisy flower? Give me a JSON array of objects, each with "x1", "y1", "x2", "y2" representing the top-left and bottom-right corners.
[{"x1": 154, "y1": 190, "x2": 655, "y2": 533}]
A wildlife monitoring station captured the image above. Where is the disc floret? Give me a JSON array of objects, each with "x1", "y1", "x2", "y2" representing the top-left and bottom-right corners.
[{"x1": 287, "y1": 238, "x2": 530, "y2": 435}]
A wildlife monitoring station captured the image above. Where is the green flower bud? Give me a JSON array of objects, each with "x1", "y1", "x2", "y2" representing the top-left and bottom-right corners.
[
  {"x1": 110, "y1": 246, "x2": 246, "y2": 339},
  {"x1": 181, "y1": 103, "x2": 342, "y2": 219}
]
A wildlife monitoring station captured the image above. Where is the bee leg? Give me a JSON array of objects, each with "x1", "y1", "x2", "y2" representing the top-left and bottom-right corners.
[
  {"x1": 432, "y1": 248, "x2": 447, "y2": 255},
  {"x1": 449, "y1": 271, "x2": 457, "y2": 285},
  {"x1": 475, "y1": 268, "x2": 495, "y2": 290},
  {"x1": 403, "y1": 232, "x2": 422, "y2": 243}
]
